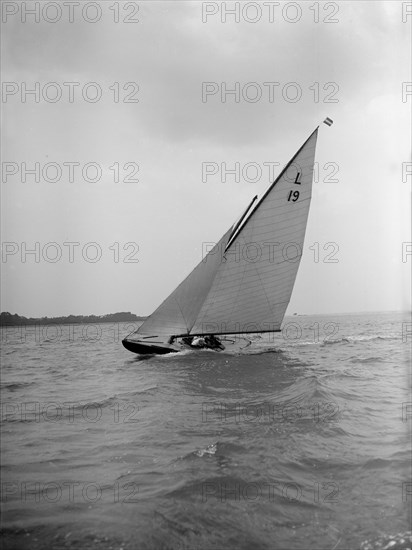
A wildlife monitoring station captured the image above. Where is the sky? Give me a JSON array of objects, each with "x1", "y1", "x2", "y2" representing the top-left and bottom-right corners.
[{"x1": 1, "y1": 0, "x2": 411, "y2": 317}]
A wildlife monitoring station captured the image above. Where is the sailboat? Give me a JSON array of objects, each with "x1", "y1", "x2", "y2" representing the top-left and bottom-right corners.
[{"x1": 122, "y1": 119, "x2": 332, "y2": 355}]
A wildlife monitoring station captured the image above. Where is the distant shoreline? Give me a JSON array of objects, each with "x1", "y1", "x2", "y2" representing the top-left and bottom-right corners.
[
  {"x1": 1, "y1": 310, "x2": 407, "y2": 327},
  {"x1": 0, "y1": 312, "x2": 146, "y2": 326}
]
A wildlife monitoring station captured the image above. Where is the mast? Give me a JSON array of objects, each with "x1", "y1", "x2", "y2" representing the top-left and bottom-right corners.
[{"x1": 225, "y1": 195, "x2": 258, "y2": 252}]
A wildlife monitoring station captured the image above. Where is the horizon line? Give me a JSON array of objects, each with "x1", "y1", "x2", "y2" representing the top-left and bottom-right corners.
[{"x1": 1, "y1": 309, "x2": 410, "y2": 319}]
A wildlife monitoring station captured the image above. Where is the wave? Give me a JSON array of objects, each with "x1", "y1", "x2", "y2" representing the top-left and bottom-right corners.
[
  {"x1": 178, "y1": 440, "x2": 248, "y2": 463},
  {"x1": 274, "y1": 375, "x2": 337, "y2": 404},
  {"x1": 361, "y1": 456, "x2": 412, "y2": 470},
  {"x1": 0, "y1": 381, "x2": 35, "y2": 391},
  {"x1": 349, "y1": 356, "x2": 385, "y2": 364},
  {"x1": 242, "y1": 346, "x2": 285, "y2": 356},
  {"x1": 193, "y1": 442, "x2": 217, "y2": 458},
  {"x1": 68, "y1": 395, "x2": 119, "y2": 411},
  {"x1": 322, "y1": 335, "x2": 399, "y2": 346},
  {"x1": 243, "y1": 333, "x2": 400, "y2": 354},
  {"x1": 360, "y1": 531, "x2": 412, "y2": 550},
  {"x1": 0, "y1": 394, "x2": 121, "y2": 424},
  {"x1": 166, "y1": 472, "x2": 320, "y2": 512}
]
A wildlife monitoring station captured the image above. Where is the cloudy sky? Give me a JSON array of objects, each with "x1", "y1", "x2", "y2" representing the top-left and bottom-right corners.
[{"x1": 1, "y1": 1, "x2": 411, "y2": 317}]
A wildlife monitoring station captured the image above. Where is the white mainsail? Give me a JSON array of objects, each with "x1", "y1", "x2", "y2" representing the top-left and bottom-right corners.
[
  {"x1": 136, "y1": 127, "x2": 318, "y2": 340},
  {"x1": 191, "y1": 128, "x2": 318, "y2": 335}
]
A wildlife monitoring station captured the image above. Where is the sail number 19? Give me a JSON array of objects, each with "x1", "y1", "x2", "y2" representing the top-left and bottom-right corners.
[
  {"x1": 287, "y1": 190, "x2": 300, "y2": 202},
  {"x1": 287, "y1": 171, "x2": 301, "y2": 202}
]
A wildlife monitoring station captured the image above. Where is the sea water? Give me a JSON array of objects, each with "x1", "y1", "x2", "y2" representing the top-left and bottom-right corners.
[{"x1": 1, "y1": 311, "x2": 411, "y2": 550}]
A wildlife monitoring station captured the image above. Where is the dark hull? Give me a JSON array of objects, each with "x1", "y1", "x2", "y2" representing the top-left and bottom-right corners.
[
  {"x1": 122, "y1": 335, "x2": 253, "y2": 355},
  {"x1": 122, "y1": 338, "x2": 177, "y2": 355}
]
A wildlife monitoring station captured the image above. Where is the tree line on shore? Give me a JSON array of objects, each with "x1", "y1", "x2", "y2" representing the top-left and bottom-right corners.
[{"x1": 0, "y1": 311, "x2": 146, "y2": 326}]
